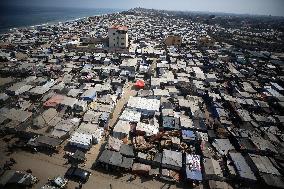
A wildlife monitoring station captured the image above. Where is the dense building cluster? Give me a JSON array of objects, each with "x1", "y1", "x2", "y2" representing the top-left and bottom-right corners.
[{"x1": 0, "y1": 8, "x2": 283, "y2": 189}]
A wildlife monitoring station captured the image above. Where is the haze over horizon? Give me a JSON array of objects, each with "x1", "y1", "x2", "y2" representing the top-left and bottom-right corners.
[{"x1": 1, "y1": 0, "x2": 284, "y2": 17}]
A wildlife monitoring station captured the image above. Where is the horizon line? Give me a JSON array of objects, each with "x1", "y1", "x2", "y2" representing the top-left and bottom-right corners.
[{"x1": 1, "y1": 4, "x2": 284, "y2": 18}]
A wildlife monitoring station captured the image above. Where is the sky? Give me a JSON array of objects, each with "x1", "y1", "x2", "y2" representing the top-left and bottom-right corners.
[{"x1": 1, "y1": 0, "x2": 284, "y2": 16}]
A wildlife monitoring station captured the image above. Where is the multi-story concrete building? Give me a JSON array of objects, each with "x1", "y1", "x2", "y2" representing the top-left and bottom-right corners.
[{"x1": 108, "y1": 25, "x2": 128, "y2": 48}]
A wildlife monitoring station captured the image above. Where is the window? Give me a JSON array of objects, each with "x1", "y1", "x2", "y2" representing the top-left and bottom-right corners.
[
  {"x1": 121, "y1": 43, "x2": 125, "y2": 46},
  {"x1": 113, "y1": 33, "x2": 116, "y2": 35}
]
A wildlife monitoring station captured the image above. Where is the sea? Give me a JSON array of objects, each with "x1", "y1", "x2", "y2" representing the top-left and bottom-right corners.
[{"x1": 0, "y1": 5, "x2": 122, "y2": 34}]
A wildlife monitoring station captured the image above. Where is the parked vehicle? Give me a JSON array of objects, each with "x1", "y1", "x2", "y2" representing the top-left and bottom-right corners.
[{"x1": 65, "y1": 167, "x2": 91, "y2": 183}]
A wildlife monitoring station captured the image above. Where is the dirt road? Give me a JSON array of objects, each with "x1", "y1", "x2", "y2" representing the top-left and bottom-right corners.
[{"x1": 108, "y1": 82, "x2": 137, "y2": 129}]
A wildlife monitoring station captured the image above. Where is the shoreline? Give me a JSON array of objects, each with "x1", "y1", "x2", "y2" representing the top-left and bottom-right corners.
[{"x1": 0, "y1": 8, "x2": 123, "y2": 35}]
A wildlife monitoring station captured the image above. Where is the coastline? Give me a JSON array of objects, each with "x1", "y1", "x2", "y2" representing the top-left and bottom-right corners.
[{"x1": 0, "y1": 7, "x2": 123, "y2": 35}]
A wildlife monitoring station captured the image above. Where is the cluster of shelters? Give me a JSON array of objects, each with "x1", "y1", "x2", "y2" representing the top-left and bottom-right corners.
[
  {"x1": 0, "y1": 13, "x2": 143, "y2": 162},
  {"x1": 0, "y1": 7, "x2": 283, "y2": 189},
  {"x1": 0, "y1": 170, "x2": 38, "y2": 188},
  {"x1": 95, "y1": 8, "x2": 284, "y2": 188}
]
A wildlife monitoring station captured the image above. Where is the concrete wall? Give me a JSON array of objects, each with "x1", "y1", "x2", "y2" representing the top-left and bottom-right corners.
[{"x1": 108, "y1": 28, "x2": 129, "y2": 48}]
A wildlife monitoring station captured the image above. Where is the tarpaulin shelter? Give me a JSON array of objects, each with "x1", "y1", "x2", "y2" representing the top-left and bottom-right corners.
[
  {"x1": 135, "y1": 79, "x2": 145, "y2": 89},
  {"x1": 44, "y1": 95, "x2": 64, "y2": 107}
]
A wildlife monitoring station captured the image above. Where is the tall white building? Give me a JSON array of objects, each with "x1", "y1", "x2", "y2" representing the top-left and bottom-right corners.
[{"x1": 108, "y1": 25, "x2": 128, "y2": 48}]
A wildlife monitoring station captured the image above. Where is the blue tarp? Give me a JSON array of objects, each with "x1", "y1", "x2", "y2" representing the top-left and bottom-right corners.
[
  {"x1": 81, "y1": 88, "x2": 96, "y2": 101},
  {"x1": 163, "y1": 116, "x2": 175, "y2": 129},
  {"x1": 182, "y1": 130, "x2": 196, "y2": 141},
  {"x1": 185, "y1": 154, "x2": 203, "y2": 181},
  {"x1": 186, "y1": 167, "x2": 203, "y2": 181}
]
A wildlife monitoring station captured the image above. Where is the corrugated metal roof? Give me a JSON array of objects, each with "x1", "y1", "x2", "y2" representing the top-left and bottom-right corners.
[
  {"x1": 248, "y1": 154, "x2": 280, "y2": 175},
  {"x1": 229, "y1": 152, "x2": 256, "y2": 181}
]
